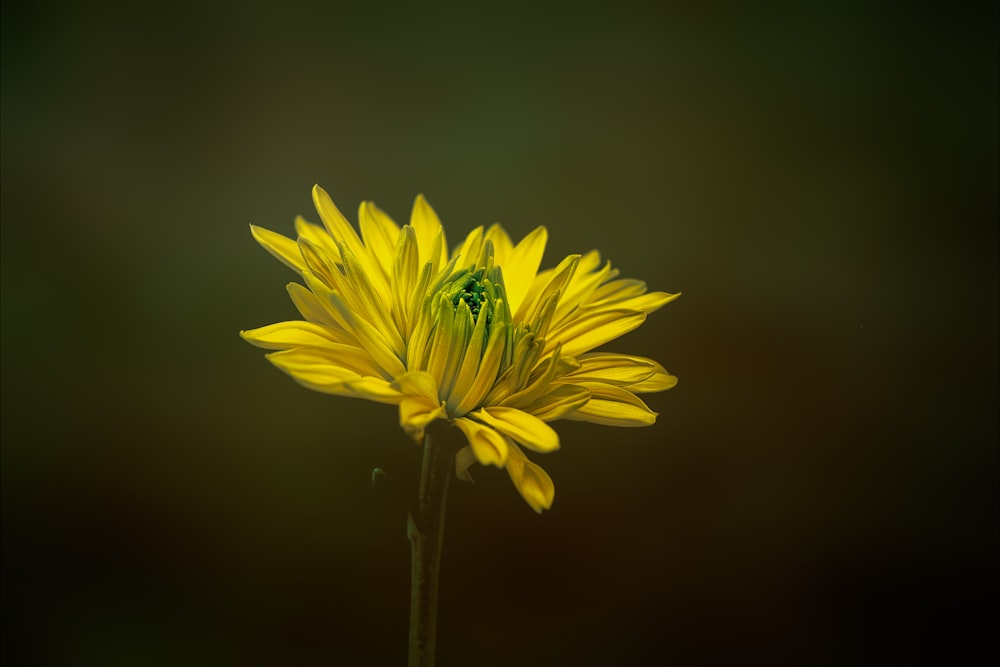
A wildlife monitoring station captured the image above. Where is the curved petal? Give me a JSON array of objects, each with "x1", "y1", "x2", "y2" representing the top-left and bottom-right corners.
[
  {"x1": 624, "y1": 358, "x2": 678, "y2": 393},
  {"x1": 240, "y1": 321, "x2": 347, "y2": 350},
  {"x1": 587, "y1": 278, "x2": 646, "y2": 303},
  {"x1": 500, "y1": 344, "x2": 579, "y2": 409},
  {"x1": 564, "y1": 382, "x2": 658, "y2": 426},
  {"x1": 265, "y1": 348, "x2": 386, "y2": 386},
  {"x1": 265, "y1": 350, "x2": 402, "y2": 404},
  {"x1": 453, "y1": 320, "x2": 508, "y2": 415},
  {"x1": 472, "y1": 406, "x2": 560, "y2": 453},
  {"x1": 250, "y1": 225, "x2": 304, "y2": 274},
  {"x1": 516, "y1": 253, "x2": 580, "y2": 325},
  {"x1": 340, "y1": 377, "x2": 408, "y2": 404},
  {"x1": 564, "y1": 352, "x2": 658, "y2": 386},
  {"x1": 313, "y1": 277, "x2": 408, "y2": 379},
  {"x1": 390, "y1": 225, "x2": 420, "y2": 334},
  {"x1": 454, "y1": 418, "x2": 509, "y2": 467},
  {"x1": 399, "y1": 396, "x2": 447, "y2": 441},
  {"x1": 447, "y1": 296, "x2": 490, "y2": 413},
  {"x1": 483, "y1": 224, "x2": 513, "y2": 264},
  {"x1": 550, "y1": 251, "x2": 611, "y2": 326},
  {"x1": 546, "y1": 309, "x2": 646, "y2": 358},
  {"x1": 504, "y1": 441, "x2": 555, "y2": 513},
  {"x1": 295, "y1": 215, "x2": 340, "y2": 260},
  {"x1": 501, "y1": 226, "x2": 548, "y2": 318},
  {"x1": 391, "y1": 370, "x2": 440, "y2": 402},
  {"x1": 598, "y1": 290, "x2": 680, "y2": 314},
  {"x1": 410, "y1": 194, "x2": 448, "y2": 272},
  {"x1": 285, "y1": 282, "x2": 344, "y2": 331},
  {"x1": 312, "y1": 185, "x2": 363, "y2": 255},
  {"x1": 451, "y1": 226, "x2": 485, "y2": 269},
  {"x1": 266, "y1": 349, "x2": 358, "y2": 384},
  {"x1": 358, "y1": 200, "x2": 400, "y2": 278},
  {"x1": 524, "y1": 384, "x2": 591, "y2": 422}
]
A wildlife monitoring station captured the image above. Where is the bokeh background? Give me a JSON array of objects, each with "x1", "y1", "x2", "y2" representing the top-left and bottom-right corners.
[{"x1": 2, "y1": 1, "x2": 997, "y2": 665}]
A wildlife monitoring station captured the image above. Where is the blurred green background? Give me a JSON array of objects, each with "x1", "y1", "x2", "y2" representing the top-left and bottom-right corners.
[{"x1": 2, "y1": 1, "x2": 996, "y2": 665}]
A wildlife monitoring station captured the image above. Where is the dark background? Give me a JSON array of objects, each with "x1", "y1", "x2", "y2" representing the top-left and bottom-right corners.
[{"x1": 2, "y1": 1, "x2": 997, "y2": 665}]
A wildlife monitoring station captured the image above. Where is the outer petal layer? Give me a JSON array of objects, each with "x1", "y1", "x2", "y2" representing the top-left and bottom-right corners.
[
  {"x1": 454, "y1": 419, "x2": 509, "y2": 467},
  {"x1": 565, "y1": 383, "x2": 658, "y2": 426},
  {"x1": 240, "y1": 321, "x2": 347, "y2": 350},
  {"x1": 250, "y1": 225, "x2": 305, "y2": 274},
  {"x1": 473, "y1": 406, "x2": 560, "y2": 453},
  {"x1": 504, "y1": 442, "x2": 555, "y2": 513}
]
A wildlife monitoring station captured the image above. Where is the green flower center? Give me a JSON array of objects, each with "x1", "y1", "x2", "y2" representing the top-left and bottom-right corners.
[
  {"x1": 452, "y1": 276, "x2": 490, "y2": 326},
  {"x1": 414, "y1": 241, "x2": 514, "y2": 413}
]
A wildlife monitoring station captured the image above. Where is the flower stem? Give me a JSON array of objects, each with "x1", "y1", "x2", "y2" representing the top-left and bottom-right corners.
[{"x1": 407, "y1": 426, "x2": 455, "y2": 667}]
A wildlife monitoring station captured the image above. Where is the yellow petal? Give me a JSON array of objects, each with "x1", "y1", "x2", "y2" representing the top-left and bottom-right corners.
[
  {"x1": 358, "y1": 200, "x2": 400, "y2": 278},
  {"x1": 576, "y1": 355, "x2": 678, "y2": 394},
  {"x1": 391, "y1": 370, "x2": 440, "y2": 401},
  {"x1": 300, "y1": 267, "x2": 350, "y2": 332},
  {"x1": 588, "y1": 278, "x2": 647, "y2": 303},
  {"x1": 439, "y1": 299, "x2": 474, "y2": 399},
  {"x1": 405, "y1": 261, "x2": 436, "y2": 348},
  {"x1": 266, "y1": 349, "x2": 359, "y2": 385},
  {"x1": 250, "y1": 225, "x2": 304, "y2": 274},
  {"x1": 453, "y1": 418, "x2": 509, "y2": 467},
  {"x1": 504, "y1": 442, "x2": 554, "y2": 513},
  {"x1": 501, "y1": 226, "x2": 547, "y2": 319},
  {"x1": 410, "y1": 194, "x2": 448, "y2": 272},
  {"x1": 319, "y1": 284, "x2": 408, "y2": 379},
  {"x1": 265, "y1": 347, "x2": 385, "y2": 383},
  {"x1": 423, "y1": 253, "x2": 461, "y2": 301},
  {"x1": 336, "y1": 243, "x2": 404, "y2": 355},
  {"x1": 472, "y1": 406, "x2": 560, "y2": 453},
  {"x1": 310, "y1": 189, "x2": 388, "y2": 291},
  {"x1": 564, "y1": 352, "x2": 658, "y2": 386},
  {"x1": 285, "y1": 282, "x2": 343, "y2": 331},
  {"x1": 399, "y1": 396, "x2": 447, "y2": 441},
  {"x1": 341, "y1": 377, "x2": 408, "y2": 403},
  {"x1": 564, "y1": 382, "x2": 658, "y2": 426},
  {"x1": 547, "y1": 309, "x2": 646, "y2": 358},
  {"x1": 552, "y1": 252, "x2": 613, "y2": 326},
  {"x1": 599, "y1": 290, "x2": 680, "y2": 314},
  {"x1": 391, "y1": 226, "x2": 420, "y2": 334},
  {"x1": 628, "y1": 368, "x2": 678, "y2": 393},
  {"x1": 446, "y1": 297, "x2": 489, "y2": 413},
  {"x1": 501, "y1": 343, "x2": 577, "y2": 409},
  {"x1": 516, "y1": 253, "x2": 580, "y2": 324},
  {"x1": 453, "y1": 320, "x2": 508, "y2": 415},
  {"x1": 425, "y1": 293, "x2": 475, "y2": 399},
  {"x1": 505, "y1": 329, "x2": 543, "y2": 392},
  {"x1": 405, "y1": 293, "x2": 435, "y2": 372},
  {"x1": 295, "y1": 215, "x2": 340, "y2": 260},
  {"x1": 346, "y1": 315, "x2": 408, "y2": 378},
  {"x1": 424, "y1": 295, "x2": 457, "y2": 389},
  {"x1": 452, "y1": 226, "x2": 485, "y2": 269},
  {"x1": 524, "y1": 384, "x2": 591, "y2": 421},
  {"x1": 514, "y1": 266, "x2": 552, "y2": 319},
  {"x1": 312, "y1": 185, "x2": 364, "y2": 254},
  {"x1": 297, "y1": 237, "x2": 340, "y2": 293},
  {"x1": 483, "y1": 224, "x2": 513, "y2": 264},
  {"x1": 265, "y1": 350, "x2": 402, "y2": 404},
  {"x1": 525, "y1": 286, "x2": 560, "y2": 340},
  {"x1": 240, "y1": 321, "x2": 346, "y2": 350}
]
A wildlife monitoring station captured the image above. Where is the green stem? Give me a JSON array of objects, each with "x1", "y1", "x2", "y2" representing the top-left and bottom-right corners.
[{"x1": 407, "y1": 426, "x2": 455, "y2": 667}]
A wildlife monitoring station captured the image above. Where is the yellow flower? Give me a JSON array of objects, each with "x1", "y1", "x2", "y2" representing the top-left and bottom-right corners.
[{"x1": 242, "y1": 185, "x2": 679, "y2": 512}]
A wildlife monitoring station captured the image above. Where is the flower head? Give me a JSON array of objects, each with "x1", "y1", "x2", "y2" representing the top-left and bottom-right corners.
[{"x1": 242, "y1": 185, "x2": 679, "y2": 512}]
